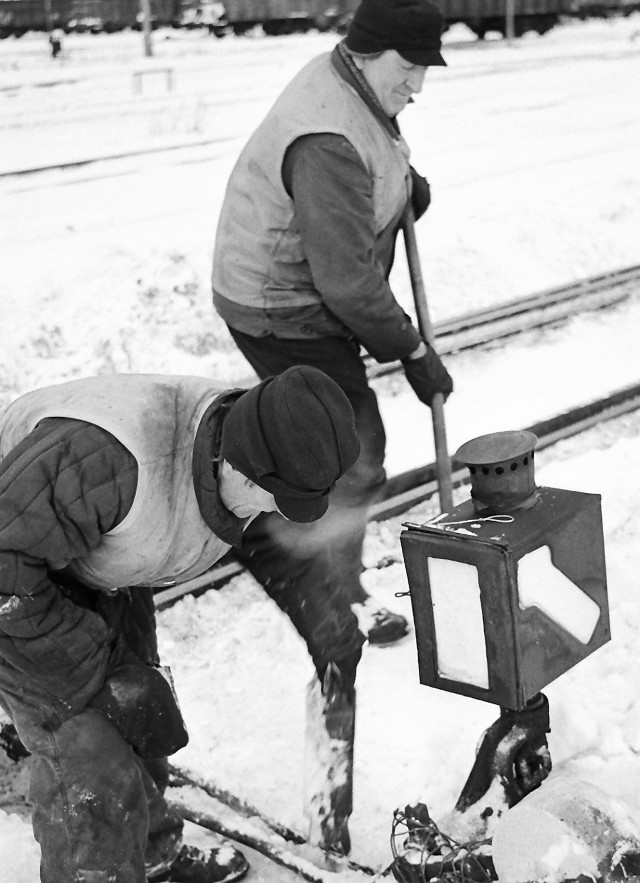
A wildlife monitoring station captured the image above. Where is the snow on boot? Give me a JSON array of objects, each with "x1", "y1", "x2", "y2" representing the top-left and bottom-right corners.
[
  {"x1": 368, "y1": 608, "x2": 410, "y2": 644},
  {"x1": 304, "y1": 663, "x2": 355, "y2": 855},
  {"x1": 352, "y1": 601, "x2": 410, "y2": 645},
  {"x1": 148, "y1": 843, "x2": 249, "y2": 883}
]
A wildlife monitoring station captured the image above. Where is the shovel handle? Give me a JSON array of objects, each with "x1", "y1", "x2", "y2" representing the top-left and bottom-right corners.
[{"x1": 402, "y1": 207, "x2": 454, "y2": 513}]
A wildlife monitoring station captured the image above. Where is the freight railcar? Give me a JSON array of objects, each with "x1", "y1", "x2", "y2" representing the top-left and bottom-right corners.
[
  {"x1": 0, "y1": 0, "x2": 638, "y2": 39},
  {"x1": 0, "y1": 0, "x2": 67, "y2": 35},
  {"x1": 196, "y1": 0, "x2": 630, "y2": 39},
  {"x1": 189, "y1": 0, "x2": 358, "y2": 35},
  {"x1": 438, "y1": 0, "x2": 573, "y2": 37},
  {"x1": 0, "y1": 0, "x2": 178, "y2": 35},
  {"x1": 569, "y1": 0, "x2": 640, "y2": 15}
]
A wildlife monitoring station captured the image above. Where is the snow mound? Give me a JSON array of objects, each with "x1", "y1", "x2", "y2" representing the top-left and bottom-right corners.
[{"x1": 492, "y1": 777, "x2": 640, "y2": 883}]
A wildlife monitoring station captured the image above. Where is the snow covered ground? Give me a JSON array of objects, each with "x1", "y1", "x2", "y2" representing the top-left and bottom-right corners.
[{"x1": 0, "y1": 13, "x2": 639, "y2": 882}]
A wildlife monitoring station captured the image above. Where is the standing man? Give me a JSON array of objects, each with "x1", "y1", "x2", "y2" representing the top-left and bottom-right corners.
[
  {"x1": 0, "y1": 367, "x2": 360, "y2": 883},
  {"x1": 49, "y1": 28, "x2": 63, "y2": 58},
  {"x1": 211, "y1": 0, "x2": 453, "y2": 646}
]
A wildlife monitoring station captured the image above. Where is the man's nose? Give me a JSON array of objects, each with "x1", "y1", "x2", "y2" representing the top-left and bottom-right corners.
[{"x1": 407, "y1": 66, "x2": 427, "y2": 93}]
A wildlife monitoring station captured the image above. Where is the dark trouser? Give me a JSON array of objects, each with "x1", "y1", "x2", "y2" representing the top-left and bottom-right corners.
[
  {"x1": 227, "y1": 329, "x2": 388, "y2": 685},
  {"x1": 0, "y1": 587, "x2": 183, "y2": 883}
]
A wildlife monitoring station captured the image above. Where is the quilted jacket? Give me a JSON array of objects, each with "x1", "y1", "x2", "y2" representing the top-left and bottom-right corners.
[{"x1": 0, "y1": 399, "x2": 242, "y2": 726}]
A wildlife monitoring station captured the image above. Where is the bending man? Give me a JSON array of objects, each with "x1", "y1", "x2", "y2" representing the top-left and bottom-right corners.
[{"x1": 0, "y1": 367, "x2": 360, "y2": 883}]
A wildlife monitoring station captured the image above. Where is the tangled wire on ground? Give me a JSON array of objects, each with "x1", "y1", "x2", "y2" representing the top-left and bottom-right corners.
[{"x1": 390, "y1": 804, "x2": 496, "y2": 883}]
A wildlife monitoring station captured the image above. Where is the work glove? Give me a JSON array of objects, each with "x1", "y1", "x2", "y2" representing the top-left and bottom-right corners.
[
  {"x1": 455, "y1": 692, "x2": 552, "y2": 813},
  {"x1": 402, "y1": 345, "x2": 453, "y2": 407},
  {"x1": 88, "y1": 639, "x2": 188, "y2": 759},
  {"x1": 410, "y1": 166, "x2": 431, "y2": 220},
  {"x1": 500, "y1": 694, "x2": 552, "y2": 799}
]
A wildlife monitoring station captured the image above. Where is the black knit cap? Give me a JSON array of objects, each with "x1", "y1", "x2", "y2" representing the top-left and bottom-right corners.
[
  {"x1": 346, "y1": 0, "x2": 447, "y2": 66},
  {"x1": 220, "y1": 366, "x2": 360, "y2": 523}
]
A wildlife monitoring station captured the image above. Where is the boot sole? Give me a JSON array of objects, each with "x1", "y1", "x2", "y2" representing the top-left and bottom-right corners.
[{"x1": 161, "y1": 858, "x2": 250, "y2": 883}]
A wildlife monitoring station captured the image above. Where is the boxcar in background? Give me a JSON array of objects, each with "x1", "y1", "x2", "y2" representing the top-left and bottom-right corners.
[
  {"x1": 569, "y1": 0, "x2": 640, "y2": 15},
  {"x1": 196, "y1": 0, "x2": 358, "y2": 35},
  {"x1": 437, "y1": 0, "x2": 573, "y2": 37},
  {"x1": 198, "y1": 0, "x2": 636, "y2": 39},
  {"x1": 0, "y1": 0, "x2": 178, "y2": 34},
  {"x1": 0, "y1": 0, "x2": 637, "y2": 40},
  {"x1": 0, "y1": 0, "x2": 68, "y2": 35}
]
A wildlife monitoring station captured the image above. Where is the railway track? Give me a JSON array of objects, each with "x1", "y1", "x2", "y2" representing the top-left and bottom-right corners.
[
  {"x1": 370, "y1": 261, "x2": 640, "y2": 370},
  {"x1": 154, "y1": 263, "x2": 640, "y2": 610},
  {"x1": 1, "y1": 265, "x2": 639, "y2": 878}
]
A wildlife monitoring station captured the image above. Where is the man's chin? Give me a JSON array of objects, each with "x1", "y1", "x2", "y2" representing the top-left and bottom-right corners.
[{"x1": 391, "y1": 98, "x2": 411, "y2": 116}]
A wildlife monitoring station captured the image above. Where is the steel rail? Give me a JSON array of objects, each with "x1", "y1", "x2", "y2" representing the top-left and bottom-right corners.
[
  {"x1": 153, "y1": 261, "x2": 640, "y2": 610},
  {"x1": 154, "y1": 379, "x2": 640, "y2": 610},
  {"x1": 373, "y1": 380, "x2": 640, "y2": 521},
  {"x1": 0, "y1": 132, "x2": 244, "y2": 180},
  {"x1": 369, "y1": 262, "x2": 640, "y2": 375}
]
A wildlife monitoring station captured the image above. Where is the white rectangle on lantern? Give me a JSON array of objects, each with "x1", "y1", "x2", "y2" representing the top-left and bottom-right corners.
[
  {"x1": 428, "y1": 557, "x2": 490, "y2": 688},
  {"x1": 517, "y1": 545, "x2": 600, "y2": 644}
]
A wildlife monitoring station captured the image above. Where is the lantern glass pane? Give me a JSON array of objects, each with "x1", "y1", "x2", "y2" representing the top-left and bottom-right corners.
[
  {"x1": 518, "y1": 545, "x2": 600, "y2": 645},
  {"x1": 428, "y1": 558, "x2": 489, "y2": 689}
]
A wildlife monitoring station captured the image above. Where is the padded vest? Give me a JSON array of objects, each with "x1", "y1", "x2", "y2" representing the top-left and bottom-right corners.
[
  {"x1": 212, "y1": 52, "x2": 411, "y2": 308},
  {"x1": 0, "y1": 374, "x2": 232, "y2": 590}
]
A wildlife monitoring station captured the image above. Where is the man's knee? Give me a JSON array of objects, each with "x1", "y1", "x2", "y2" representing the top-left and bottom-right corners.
[
  {"x1": 28, "y1": 710, "x2": 149, "y2": 883},
  {"x1": 336, "y1": 402, "x2": 386, "y2": 505},
  {"x1": 338, "y1": 455, "x2": 386, "y2": 504}
]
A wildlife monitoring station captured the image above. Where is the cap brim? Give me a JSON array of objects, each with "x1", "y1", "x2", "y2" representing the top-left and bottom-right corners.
[
  {"x1": 398, "y1": 48, "x2": 447, "y2": 66},
  {"x1": 275, "y1": 492, "x2": 330, "y2": 524}
]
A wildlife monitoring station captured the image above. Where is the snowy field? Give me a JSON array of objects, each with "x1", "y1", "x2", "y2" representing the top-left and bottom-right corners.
[{"x1": 0, "y1": 13, "x2": 640, "y2": 882}]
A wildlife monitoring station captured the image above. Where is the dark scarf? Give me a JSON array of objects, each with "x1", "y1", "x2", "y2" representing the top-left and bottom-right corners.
[
  {"x1": 192, "y1": 389, "x2": 247, "y2": 547},
  {"x1": 331, "y1": 41, "x2": 402, "y2": 142}
]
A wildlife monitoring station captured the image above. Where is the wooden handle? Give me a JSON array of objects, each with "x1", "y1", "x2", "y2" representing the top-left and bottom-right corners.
[{"x1": 402, "y1": 207, "x2": 454, "y2": 513}]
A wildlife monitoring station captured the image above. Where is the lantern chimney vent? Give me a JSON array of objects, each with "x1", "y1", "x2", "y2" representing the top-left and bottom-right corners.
[{"x1": 455, "y1": 430, "x2": 539, "y2": 514}]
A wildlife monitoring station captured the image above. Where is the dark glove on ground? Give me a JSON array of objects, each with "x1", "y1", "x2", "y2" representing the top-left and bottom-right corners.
[
  {"x1": 455, "y1": 693, "x2": 552, "y2": 813},
  {"x1": 402, "y1": 346, "x2": 453, "y2": 407},
  {"x1": 410, "y1": 167, "x2": 431, "y2": 220},
  {"x1": 88, "y1": 643, "x2": 188, "y2": 759}
]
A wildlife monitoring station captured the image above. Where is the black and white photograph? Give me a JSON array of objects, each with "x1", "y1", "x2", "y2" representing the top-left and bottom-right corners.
[{"x1": 1, "y1": 1, "x2": 640, "y2": 880}]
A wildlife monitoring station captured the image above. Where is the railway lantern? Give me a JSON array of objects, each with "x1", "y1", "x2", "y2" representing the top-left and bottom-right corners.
[{"x1": 400, "y1": 430, "x2": 610, "y2": 710}]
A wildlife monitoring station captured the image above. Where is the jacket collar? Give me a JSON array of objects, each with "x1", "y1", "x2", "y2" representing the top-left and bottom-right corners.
[
  {"x1": 331, "y1": 41, "x2": 402, "y2": 142},
  {"x1": 192, "y1": 390, "x2": 247, "y2": 548}
]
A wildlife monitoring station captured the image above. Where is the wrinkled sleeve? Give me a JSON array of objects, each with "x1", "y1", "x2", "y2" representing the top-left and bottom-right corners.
[
  {"x1": 0, "y1": 418, "x2": 137, "y2": 722},
  {"x1": 283, "y1": 133, "x2": 422, "y2": 363}
]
